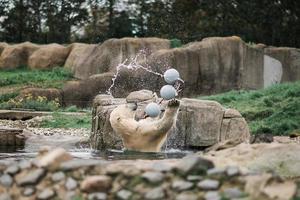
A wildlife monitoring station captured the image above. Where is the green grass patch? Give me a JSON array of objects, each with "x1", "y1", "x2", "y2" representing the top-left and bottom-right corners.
[
  {"x1": 199, "y1": 81, "x2": 300, "y2": 135},
  {"x1": 0, "y1": 67, "x2": 73, "y2": 88},
  {"x1": 40, "y1": 112, "x2": 92, "y2": 129},
  {"x1": 0, "y1": 92, "x2": 19, "y2": 104},
  {"x1": 170, "y1": 38, "x2": 182, "y2": 48}
]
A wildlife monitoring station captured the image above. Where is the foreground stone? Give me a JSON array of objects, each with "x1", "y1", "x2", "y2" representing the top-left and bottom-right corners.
[{"x1": 0, "y1": 147, "x2": 298, "y2": 200}]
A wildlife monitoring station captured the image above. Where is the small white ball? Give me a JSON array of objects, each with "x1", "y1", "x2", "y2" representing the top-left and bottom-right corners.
[
  {"x1": 164, "y1": 68, "x2": 180, "y2": 84},
  {"x1": 160, "y1": 85, "x2": 177, "y2": 100},
  {"x1": 145, "y1": 102, "x2": 161, "y2": 118}
]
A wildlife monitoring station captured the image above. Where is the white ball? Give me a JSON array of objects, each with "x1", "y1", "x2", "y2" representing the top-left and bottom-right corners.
[
  {"x1": 164, "y1": 68, "x2": 180, "y2": 84},
  {"x1": 160, "y1": 85, "x2": 177, "y2": 100},
  {"x1": 145, "y1": 102, "x2": 161, "y2": 118}
]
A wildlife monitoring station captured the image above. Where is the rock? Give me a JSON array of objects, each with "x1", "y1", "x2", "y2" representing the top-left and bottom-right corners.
[
  {"x1": 18, "y1": 160, "x2": 32, "y2": 170},
  {"x1": 37, "y1": 148, "x2": 73, "y2": 170},
  {"x1": 0, "y1": 42, "x2": 39, "y2": 69},
  {"x1": 0, "y1": 174, "x2": 13, "y2": 187},
  {"x1": 176, "y1": 155, "x2": 214, "y2": 175},
  {"x1": 0, "y1": 127, "x2": 25, "y2": 147},
  {"x1": 87, "y1": 192, "x2": 107, "y2": 200},
  {"x1": 150, "y1": 162, "x2": 173, "y2": 172},
  {"x1": 141, "y1": 171, "x2": 164, "y2": 183},
  {"x1": 4, "y1": 164, "x2": 19, "y2": 175},
  {"x1": 0, "y1": 42, "x2": 8, "y2": 55},
  {"x1": 16, "y1": 168, "x2": 46, "y2": 186},
  {"x1": 28, "y1": 43, "x2": 71, "y2": 69},
  {"x1": 65, "y1": 177, "x2": 77, "y2": 190},
  {"x1": 51, "y1": 171, "x2": 65, "y2": 182},
  {"x1": 116, "y1": 189, "x2": 132, "y2": 200},
  {"x1": 144, "y1": 187, "x2": 165, "y2": 200},
  {"x1": 172, "y1": 180, "x2": 194, "y2": 191},
  {"x1": 206, "y1": 168, "x2": 226, "y2": 176},
  {"x1": 197, "y1": 179, "x2": 220, "y2": 190},
  {"x1": 91, "y1": 94, "x2": 250, "y2": 150},
  {"x1": 80, "y1": 175, "x2": 112, "y2": 193},
  {"x1": 223, "y1": 188, "x2": 244, "y2": 199},
  {"x1": 204, "y1": 191, "x2": 221, "y2": 200},
  {"x1": 224, "y1": 109, "x2": 242, "y2": 118},
  {"x1": 186, "y1": 175, "x2": 203, "y2": 182},
  {"x1": 60, "y1": 159, "x2": 104, "y2": 171},
  {"x1": 0, "y1": 193, "x2": 11, "y2": 200},
  {"x1": 250, "y1": 134, "x2": 274, "y2": 143},
  {"x1": 37, "y1": 188, "x2": 55, "y2": 200},
  {"x1": 19, "y1": 88, "x2": 63, "y2": 105},
  {"x1": 126, "y1": 90, "x2": 157, "y2": 103},
  {"x1": 175, "y1": 192, "x2": 198, "y2": 200},
  {"x1": 226, "y1": 166, "x2": 240, "y2": 177},
  {"x1": 23, "y1": 187, "x2": 35, "y2": 196}
]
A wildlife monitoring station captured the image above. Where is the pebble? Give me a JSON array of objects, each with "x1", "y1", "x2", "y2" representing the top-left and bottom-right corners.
[
  {"x1": 226, "y1": 166, "x2": 240, "y2": 177},
  {"x1": 37, "y1": 188, "x2": 55, "y2": 200},
  {"x1": 176, "y1": 155, "x2": 214, "y2": 174},
  {"x1": 204, "y1": 191, "x2": 221, "y2": 200},
  {"x1": 141, "y1": 171, "x2": 164, "y2": 183},
  {"x1": 5, "y1": 165, "x2": 19, "y2": 175},
  {"x1": 207, "y1": 168, "x2": 225, "y2": 176},
  {"x1": 176, "y1": 192, "x2": 198, "y2": 200},
  {"x1": 0, "y1": 174, "x2": 13, "y2": 187},
  {"x1": 16, "y1": 168, "x2": 46, "y2": 186},
  {"x1": 80, "y1": 175, "x2": 112, "y2": 193},
  {"x1": 18, "y1": 160, "x2": 32, "y2": 170},
  {"x1": 186, "y1": 175, "x2": 203, "y2": 182},
  {"x1": 172, "y1": 180, "x2": 194, "y2": 191},
  {"x1": 65, "y1": 177, "x2": 78, "y2": 190},
  {"x1": 51, "y1": 171, "x2": 65, "y2": 182},
  {"x1": 223, "y1": 188, "x2": 244, "y2": 199},
  {"x1": 0, "y1": 193, "x2": 11, "y2": 200},
  {"x1": 60, "y1": 159, "x2": 104, "y2": 171},
  {"x1": 145, "y1": 187, "x2": 165, "y2": 200},
  {"x1": 116, "y1": 189, "x2": 132, "y2": 200},
  {"x1": 151, "y1": 162, "x2": 173, "y2": 172},
  {"x1": 23, "y1": 187, "x2": 35, "y2": 196},
  {"x1": 88, "y1": 192, "x2": 107, "y2": 200},
  {"x1": 197, "y1": 179, "x2": 220, "y2": 190}
]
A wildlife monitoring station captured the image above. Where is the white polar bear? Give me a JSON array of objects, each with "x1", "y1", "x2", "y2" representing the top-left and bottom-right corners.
[{"x1": 109, "y1": 99, "x2": 180, "y2": 152}]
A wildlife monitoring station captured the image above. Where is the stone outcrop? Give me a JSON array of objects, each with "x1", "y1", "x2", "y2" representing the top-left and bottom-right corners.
[
  {"x1": 0, "y1": 127, "x2": 26, "y2": 147},
  {"x1": 28, "y1": 43, "x2": 71, "y2": 69},
  {"x1": 0, "y1": 42, "x2": 39, "y2": 69},
  {"x1": 90, "y1": 90, "x2": 250, "y2": 150}
]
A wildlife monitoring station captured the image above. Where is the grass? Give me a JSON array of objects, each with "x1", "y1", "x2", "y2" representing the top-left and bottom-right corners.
[
  {"x1": 0, "y1": 67, "x2": 73, "y2": 88},
  {"x1": 170, "y1": 38, "x2": 182, "y2": 48},
  {"x1": 40, "y1": 112, "x2": 92, "y2": 129},
  {"x1": 199, "y1": 81, "x2": 300, "y2": 135}
]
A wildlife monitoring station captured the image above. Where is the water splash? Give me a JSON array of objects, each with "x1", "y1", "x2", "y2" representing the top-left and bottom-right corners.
[{"x1": 106, "y1": 49, "x2": 164, "y2": 95}]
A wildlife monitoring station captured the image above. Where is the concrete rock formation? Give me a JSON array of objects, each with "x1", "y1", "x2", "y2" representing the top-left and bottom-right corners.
[
  {"x1": 28, "y1": 43, "x2": 71, "y2": 69},
  {"x1": 90, "y1": 90, "x2": 250, "y2": 150}
]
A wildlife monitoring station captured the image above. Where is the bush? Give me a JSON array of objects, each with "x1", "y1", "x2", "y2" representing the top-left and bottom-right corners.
[{"x1": 170, "y1": 38, "x2": 182, "y2": 48}]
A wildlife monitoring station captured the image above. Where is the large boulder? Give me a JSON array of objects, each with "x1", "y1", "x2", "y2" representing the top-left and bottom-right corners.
[
  {"x1": 90, "y1": 90, "x2": 250, "y2": 150},
  {"x1": 64, "y1": 37, "x2": 170, "y2": 79},
  {"x1": 28, "y1": 43, "x2": 71, "y2": 69},
  {"x1": 264, "y1": 47, "x2": 300, "y2": 83},
  {"x1": 0, "y1": 42, "x2": 40, "y2": 69}
]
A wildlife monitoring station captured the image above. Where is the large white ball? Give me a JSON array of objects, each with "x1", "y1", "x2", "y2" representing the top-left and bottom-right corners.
[
  {"x1": 145, "y1": 102, "x2": 161, "y2": 118},
  {"x1": 164, "y1": 68, "x2": 180, "y2": 84},
  {"x1": 160, "y1": 85, "x2": 177, "y2": 100}
]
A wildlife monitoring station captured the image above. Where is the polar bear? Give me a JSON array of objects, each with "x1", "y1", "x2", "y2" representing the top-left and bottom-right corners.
[{"x1": 109, "y1": 99, "x2": 180, "y2": 152}]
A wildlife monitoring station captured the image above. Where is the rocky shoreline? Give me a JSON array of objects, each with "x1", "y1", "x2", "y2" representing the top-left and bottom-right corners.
[{"x1": 0, "y1": 147, "x2": 299, "y2": 200}]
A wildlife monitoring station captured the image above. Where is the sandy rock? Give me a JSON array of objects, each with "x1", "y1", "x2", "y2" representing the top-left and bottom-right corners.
[
  {"x1": 176, "y1": 155, "x2": 214, "y2": 175},
  {"x1": 141, "y1": 171, "x2": 164, "y2": 183},
  {"x1": 126, "y1": 90, "x2": 157, "y2": 103},
  {"x1": 80, "y1": 175, "x2": 112, "y2": 193},
  {"x1": 37, "y1": 148, "x2": 73, "y2": 170},
  {"x1": 144, "y1": 186, "x2": 165, "y2": 200},
  {"x1": 0, "y1": 42, "x2": 39, "y2": 69},
  {"x1": 28, "y1": 43, "x2": 71, "y2": 69},
  {"x1": 37, "y1": 188, "x2": 55, "y2": 200},
  {"x1": 172, "y1": 180, "x2": 194, "y2": 191},
  {"x1": 197, "y1": 179, "x2": 220, "y2": 190},
  {"x1": 15, "y1": 168, "x2": 46, "y2": 186}
]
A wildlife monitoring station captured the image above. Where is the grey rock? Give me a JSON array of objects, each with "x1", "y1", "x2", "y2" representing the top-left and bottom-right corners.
[
  {"x1": 141, "y1": 171, "x2": 164, "y2": 183},
  {"x1": 117, "y1": 189, "x2": 132, "y2": 200},
  {"x1": 51, "y1": 171, "x2": 65, "y2": 182},
  {"x1": 145, "y1": 187, "x2": 165, "y2": 200},
  {"x1": 186, "y1": 175, "x2": 203, "y2": 182},
  {"x1": 226, "y1": 166, "x2": 240, "y2": 177},
  {"x1": 197, "y1": 179, "x2": 220, "y2": 190},
  {"x1": 204, "y1": 191, "x2": 221, "y2": 200},
  {"x1": 0, "y1": 174, "x2": 13, "y2": 187},
  {"x1": 65, "y1": 177, "x2": 78, "y2": 190},
  {"x1": 207, "y1": 168, "x2": 226, "y2": 176},
  {"x1": 151, "y1": 162, "x2": 173, "y2": 172},
  {"x1": 88, "y1": 192, "x2": 107, "y2": 200},
  {"x1": 223, "y1": 188, "x2": 244, "y2": 199},
  {"x1": 172, "y1": 180, "x2": 194, "y2": 191},
  {"x1": 176, "y1": 193, "x2": 198, "y2": 200},
  {"x1": 0, "y1": 193, "x2": 11, "y2": 200},
  {"x1": 5, "y1": 165, "x2": 19, "y2": 175},
  {"x1": 23, "y1": 187, "x2": 35, "y2": 196},
  {"x1": 176, "y1": 155, "x2": 214, "y2": 175},
  {"x1": 64, "y1": 191, "x2": 77, "y2": 200},
  {"x1": 19, "y1": 160, "x2": 31, "y2": 170},
  {"x1": 60, "y1": 159, "x2": 105, "y2": 171},
  {"x1": 16, "y1": 168, "x2": 46, "y2": 186},
  {"x1": 37, "y1": 188, "x2": 55, "y2": 200}
]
